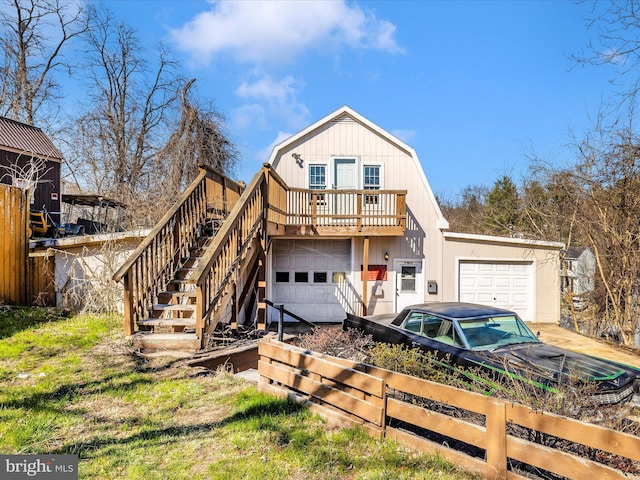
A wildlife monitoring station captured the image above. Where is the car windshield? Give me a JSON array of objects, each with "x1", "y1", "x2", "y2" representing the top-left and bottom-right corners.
[{"x1": 457, "y1": 315, "x2": 540, "y2": 351}]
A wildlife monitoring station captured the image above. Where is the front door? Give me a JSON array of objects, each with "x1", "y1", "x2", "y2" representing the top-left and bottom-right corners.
[
  {"x1": 334, "y1": 158, "x2": 357, "y2": 222},
  {"x1": 394, "y1": 259, "x2": 424, "y2": 312}
]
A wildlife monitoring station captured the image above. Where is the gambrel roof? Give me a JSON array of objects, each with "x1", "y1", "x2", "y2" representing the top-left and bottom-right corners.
[
  {"x1": 267, "y1": 105, "x2": 449, "y2": 229},
  {"x1": 0, "y1": 116, "x2": 63, "y2": 161}
]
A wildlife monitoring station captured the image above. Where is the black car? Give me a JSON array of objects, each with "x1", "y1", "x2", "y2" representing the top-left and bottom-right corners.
[{"x1": 344, "y1": 302, "x2": 640, "y2": 404}]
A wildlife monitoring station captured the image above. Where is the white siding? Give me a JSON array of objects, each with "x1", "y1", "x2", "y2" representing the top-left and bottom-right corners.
[{"x1": 271, "y1": 112, "x2": 443, "y2": 314}]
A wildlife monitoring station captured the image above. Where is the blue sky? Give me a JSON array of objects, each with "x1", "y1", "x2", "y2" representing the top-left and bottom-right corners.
[{"x1": 98, "y1": 0, "x2": 618, "y2": 200}]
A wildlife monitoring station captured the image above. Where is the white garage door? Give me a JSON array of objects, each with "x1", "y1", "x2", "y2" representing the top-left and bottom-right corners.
[
  {"x1": 458, "y1": 261, "x2": 534, "y2": 322},
  {"x1": 272, "y1": 239, "x2": 351, "y2": 323}
]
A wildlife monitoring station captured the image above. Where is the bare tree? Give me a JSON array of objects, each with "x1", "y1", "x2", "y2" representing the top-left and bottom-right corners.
[
  {"x1": 0, "y1": 0, "x2": 87, "y2": 125},
  {"x1": 528, "y1": 118, "x2": 640, "y2": 346},
  {"x1": 439, "y1": 184, "x2": 488, "y2": 234},
  {"x1": 68, "y1": 8, "x2": 181, "y2": 216},
  {"x1": 155, "y1": 79, "x2": 238, "y2": 199},
  {"x1": 65, "y1": 9, "x2": 239, "y2": 227},
  {"x1": 0, "y1": 153, "x2": 52, "y2": 202}
]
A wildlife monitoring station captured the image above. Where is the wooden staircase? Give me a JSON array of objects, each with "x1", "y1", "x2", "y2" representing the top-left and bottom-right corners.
[
  {"x1": 131, "y1": 219, "x2": 220, "y2": 353},
  {"x1": 113, "y1": 165, "x2": 271, "y2": 355}
]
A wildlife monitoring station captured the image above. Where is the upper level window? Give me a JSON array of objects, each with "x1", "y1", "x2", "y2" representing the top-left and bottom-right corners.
[
  {"x1": 309, "y1": 165, "x2": 326, "y2": 190},
  {"x1": 309, "y1": 164, "x2": 327, "y2": 203},
  {"x1": 363, "y1": 165, "x2": 381, "y2": 204},
  {"x1": 364, "y1": 165, "x2": 380, "y2": 190}
]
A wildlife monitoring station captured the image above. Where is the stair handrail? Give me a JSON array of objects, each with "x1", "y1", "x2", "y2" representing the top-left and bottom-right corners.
[
  {"x1": 113, "y1": 166, "x2": 244, "y2": 336},
  {"x1": 113, "y1": 170, "x2": 207, "y2": 283},
  {"x1": 189, "y1": 166, "x2": 271, "y2": 342}
]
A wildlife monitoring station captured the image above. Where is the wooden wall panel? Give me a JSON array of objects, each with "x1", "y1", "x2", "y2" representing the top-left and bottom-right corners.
[{"x1": 0, "y1": 185, "x2": 28, "y2": 304}]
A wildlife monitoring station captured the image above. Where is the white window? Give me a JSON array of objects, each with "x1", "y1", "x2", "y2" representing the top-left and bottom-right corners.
[
  {"x1": 363, "y1": 165, "x2": 381, "y2": 205},
  {"x1": 309, "y1": 164, "x2": 326, "y2": 190}
]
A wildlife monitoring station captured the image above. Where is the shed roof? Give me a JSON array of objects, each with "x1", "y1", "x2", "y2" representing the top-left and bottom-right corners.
[
  {"x1": 62, "y1": 193, "x2": 128, "y2": 209},
  {"x1": 0, "y1": 116, "x2": 63, "y2": 160},
  {"x1": 565, "y1": 245, "x2": 590, "y2": 260}
]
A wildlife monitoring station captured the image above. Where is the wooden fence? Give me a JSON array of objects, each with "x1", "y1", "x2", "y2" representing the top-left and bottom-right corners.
[
  {"x1": 0, "y1": 185, "x2": 28, "y2": 304},
  {"x1": 258, "y1": 337, "x2": 640, "y2": 480}
]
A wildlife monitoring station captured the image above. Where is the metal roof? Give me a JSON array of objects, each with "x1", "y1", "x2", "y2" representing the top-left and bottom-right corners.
[
  {"x1": 62, "y1": 193, "x2": 128, "y2": 209},
  {"x1": 0, "y1": 116, "x2": 63, "y2": 160}
]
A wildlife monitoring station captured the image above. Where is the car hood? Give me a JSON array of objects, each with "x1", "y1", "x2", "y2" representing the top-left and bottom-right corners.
[{"x1": 484, "y1": 343, "x2": 639, "y2": 390}]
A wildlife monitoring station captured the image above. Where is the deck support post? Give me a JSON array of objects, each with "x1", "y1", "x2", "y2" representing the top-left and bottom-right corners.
[
  {"x1": 123, "y1": 272, "x2": 134, "y2": 336},
  {"x1": 362, "y1": 236, "x2": 369, "y2": 316},
  {"x1": 257, "y1": 255, "x2": 267, "y2": 330}
]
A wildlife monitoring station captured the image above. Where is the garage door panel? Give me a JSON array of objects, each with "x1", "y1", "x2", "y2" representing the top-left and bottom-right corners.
[
  {"x1": 273, "y1": 239, "x2": 351, "y2": 323},
  {"x1": 275, "y1": 255, "x2": 292, "y2": 267},
  {"x1": 459, "y1": 292, "x2": 475, "y2": 302},
  {"x1": 494, "y1": 293, "x2": 510, "y2": 303},
  {"x1": 459, "y1": 263, "x2": 475, "y2": 273},
  {"x1": 459, "y1": 261, "x2": 533, "y2": 322},
  {"x1": 477, "y1": 292, "x2": 494, "y2": 303},
  {"x1": 513, "y1": 277, "x2": 528, "y2": 287},
  {"x1": 460, "y1": 277, "x2": 476, "y2": 287},
  {"x1": 295, "y1": 256, "x2": 312, "y2": 268}
]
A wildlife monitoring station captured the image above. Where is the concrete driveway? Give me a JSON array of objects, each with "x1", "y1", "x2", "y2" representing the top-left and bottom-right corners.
[{"x1": 534, "y1": 323, "x2": 640, "y2": 368}]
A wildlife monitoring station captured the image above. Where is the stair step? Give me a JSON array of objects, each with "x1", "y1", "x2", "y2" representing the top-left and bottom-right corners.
[
  {"x1": 176, "y1": 267, "x2": 195, "y2": 280},
  {"x1": 158, "y1": 291, "x2": 197, "y2": 304},
  {"x1": 181, "y1": 257, "x2": 199, "y2": 268},
  {"x1": 154, "y1": 303, "x2": 196, "y2": 310},
  {"x1": 169, "y1": 279, "x2": 196, "y2": 289},
  {"x1": 138, "y1": 318, "x2": 196, "y2": 327},
  {"x1": 130, "y1": 332, "x2": 200, "y2": 352}
]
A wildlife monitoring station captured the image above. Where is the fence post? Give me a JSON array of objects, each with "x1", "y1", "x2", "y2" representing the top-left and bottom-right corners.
[{"x1": 486, "y1": 398, "x2": 507, "y2": 480}]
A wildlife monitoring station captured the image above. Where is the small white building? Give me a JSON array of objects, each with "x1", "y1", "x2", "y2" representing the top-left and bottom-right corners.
[
  {"x1": 265, "y1": 106, "x2": 563, "y2": 323},
  {"x1": 561, "y1": 246, "x2": 596, "y2": 300}
]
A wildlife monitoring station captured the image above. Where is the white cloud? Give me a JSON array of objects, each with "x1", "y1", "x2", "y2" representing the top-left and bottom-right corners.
[
  {"x1": 392, "y1": 129, "x2": 416, "y2": 144},
  {"x1": 258, "y1": 131, "x2": 294, "y2": 162},
  {"x1": 230, "y1": 103, "x2": 268, "y2": 131},
  {"x1": 169, "y1": 0, "x2": 404, "y2": 65},
  {"x1": 234, "y1": 74, "x2": 310, "y2": 130}
]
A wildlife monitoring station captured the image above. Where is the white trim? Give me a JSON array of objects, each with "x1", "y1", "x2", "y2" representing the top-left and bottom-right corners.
[
  {"x1": 444, "y1": 231, "x2": 564, "y2": 249},
  {"x1": 331, "y1": 156, "x2": 359, "y2": 189},
  {"x1": 393, "y1": 257, "x2": 425, "y2": 312},
  {"x1": 267, "y1": 105, "x2": 449, "y2": 229},
  {"x1": 307, "y1": 162, "x2": 329, "y2": 190}
]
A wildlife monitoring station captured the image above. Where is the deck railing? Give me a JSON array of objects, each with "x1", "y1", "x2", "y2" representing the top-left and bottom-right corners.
[
  {"x1": 287, "y1": 188, "x2": 406, "y2": 229},
  {"x1": 113, "y1": 166, "x2": 243, "y2": 336}
]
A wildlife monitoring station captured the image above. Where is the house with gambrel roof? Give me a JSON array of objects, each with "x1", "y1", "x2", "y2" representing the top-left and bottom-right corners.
[
  {"x1": 265, "y1": 106, "x2": 563, "y2": 323},
  {"x1": 116, "y1": 105, "x2": 564, "y2": 353}
]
